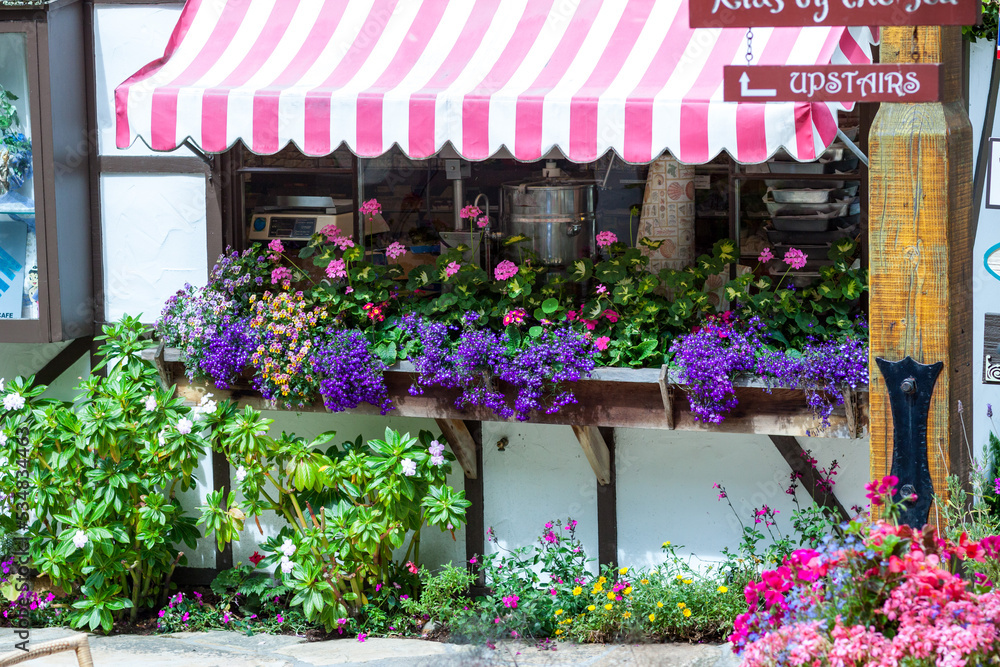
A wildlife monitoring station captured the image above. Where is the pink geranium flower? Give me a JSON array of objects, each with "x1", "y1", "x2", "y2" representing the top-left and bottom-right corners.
[
  {"x1": 359, "y1": 199, "x2": 381, "y2": 217},
  {"x1": 494, "y1": 260, "x2": 519, "y2": 281},
  {"x1": 596, "y1": 231, "x2": 618, "y2": 247},
  {"x1": 326, "y1": 259, "x2": 347, "y2": 280},
  {"x1": 445, "y1": 261, "x2": 461, "y2": 278},
  {"x1": 758, "y1": 247, "x2": 774, "y2": 263},
  {"x1": 386, "y1": 241, "x2": 408, "y2": 260},
  {"x1": 782, "y1": 247, "x2": 808, "y2": 270}
]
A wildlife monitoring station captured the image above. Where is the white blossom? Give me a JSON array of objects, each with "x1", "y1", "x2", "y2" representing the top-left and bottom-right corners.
[
  {"x1": 3, "y1": 393, "x2": 25, "y2": 411},
  {"x1": 236, "y1": 466, "x2": 247, "y2": 483},
  {"x1": 143, "y1": 395, "x2": 157, "y2": 411},
  {"x1": 191, "y1": 394, "x2": 218, "y2": 420},
  {"x1": 0, "y1": 432, "x2": 7, "y2": 447},
  {"x1": 72, "y1": 530, "x2": 88, "y2": 550},
  {"x1": 176, "y1": 418, "x2": 193, "y2": 435},
  {"x1": 280, "y1": 556, "x2": 294, "y2": 574},
  {"x1": 0, "y1": 378, "x2": 5, "y2": 392},
  {"x1": 279, "y1": 538, "x2": 296, "y2": 558},
  {"x1": 401, "y1": 459, "x2": 417, "y2": 476},
  {"x1": 157, "y1": 431, "x2": 166, "y2": 447}
]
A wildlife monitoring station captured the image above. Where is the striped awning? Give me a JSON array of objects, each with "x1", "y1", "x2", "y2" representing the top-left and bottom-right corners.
[{"x1": 115, "y1": 0, "x2": 877, "y2": 164}]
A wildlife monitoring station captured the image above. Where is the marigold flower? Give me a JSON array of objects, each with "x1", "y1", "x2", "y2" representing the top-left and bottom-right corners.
[
  {"x1": 587, "y1": 605, "x2": 595, "y2": 611},
  {"x1": 624, "y1": 586, "x2": 632, "y2": 595},
  {"x1": 604, "y1": 603, "x2": 613, "y2": 610},
  {"x1": 718, "y1": 586, "x2": 728, "y2": 593},
  {"x1": 682, "y1": 608, "x2": 692, "y2": 617},
  {"x1": 607, "y1": 591, "x2": 616, "y2": 600},
  {"x1": 572, "y1": 587, "x2": 582, "y2": 596},
  {"x1": 649, "y1": 613, "x2": 656, "y2": 622},
  {"x1": 623, "y1": 612, "x2": 631, "y2": 619},
  {"x1": 677, "y1": 602, "x2": 686, "y2": 609},
  {"x1": 657, "y1": 601, "x2": 664, "y2": 608}
]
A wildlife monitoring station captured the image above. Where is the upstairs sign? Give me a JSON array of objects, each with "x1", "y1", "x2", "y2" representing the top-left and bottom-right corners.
[
  {"x1": 723, "y1": 64, "x2": 942, "y2": 103},
  {"x1": 690, "y1": 0, "x2": 978, "y2": 28}
]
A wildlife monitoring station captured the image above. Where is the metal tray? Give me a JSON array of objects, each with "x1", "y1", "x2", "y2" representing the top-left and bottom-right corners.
[
  {"x1": 766, "y1": 179, "x2": 844, "y2": 190},
  {"x1": 771, "y1": 215, "x2": 831, "y2": 232},
  {"x1": 824, "y1": 156, "x2": 860, "y2": 173},
  {"x1": 768, "y1": 188, "x2": 832, "y2": 204},
  {"x1": 765, "y1": 222, "x2": 859, "y2": 245},
  {"x1": 830, "y1": 185, "x2": 859, "y2": 199},
  {"x1": 764, "y1": 198, "x2": 849, "y2": 217},
  {"x1": 767, "y1": 161, "x2": 826, "y2": 175}
]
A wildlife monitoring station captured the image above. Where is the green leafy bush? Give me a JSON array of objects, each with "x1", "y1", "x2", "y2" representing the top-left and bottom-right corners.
[
  {"x1": 0, "y1": 317, "x2": 248, "y2": 631},
  {"x1": 204, "y1": 423, "x2": 471, "y2": 631}
]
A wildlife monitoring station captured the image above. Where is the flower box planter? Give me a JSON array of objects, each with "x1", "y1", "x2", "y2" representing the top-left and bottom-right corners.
[{"x1": 145, "y1": 347, "x2": 868, "y2": 439}]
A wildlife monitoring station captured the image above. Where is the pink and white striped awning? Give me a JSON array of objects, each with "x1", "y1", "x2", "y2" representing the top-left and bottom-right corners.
[{"x1": 115, "y1": 0, "x2": 877, "y2": 164}]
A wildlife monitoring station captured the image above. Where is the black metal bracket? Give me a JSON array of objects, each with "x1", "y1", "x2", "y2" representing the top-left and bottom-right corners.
[{"x1": 875, "y1": 356, "x2": 943, "y2": 528}]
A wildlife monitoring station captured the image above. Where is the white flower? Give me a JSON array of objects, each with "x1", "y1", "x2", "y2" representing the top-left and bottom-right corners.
[
  {"x1": 72, "y1": 530, "x2": 88, "y2": 550},
  {"x1": 3, "y1": 393, "x2": 25, "y2": 411},
  {"x1": 176, "y1": 418, "x2": 193, "y2": 435},
  {"x1": 236, "y1": 466, "x2": 247, "y2": 483},
  {"x1": 428, "y1": 440, "x2": 445, "y2": 457},
  {"x1": 279, "y1": 538, "x2": 296, "y2": 558},
  {"x1": 157, "y1": 431, "x2": 166, "y2": 447},
  {"x1": 430, "y1": 454, "x2": 445, "y2": 467},
  {"x1": 0, "y1": 432, "x2": 7, "y2": 447},
  {"x1": 0, "y1": 378, "x2": 5, "y2": 392},
  {"x1": 401, "y1": 459, "x2": 417, "y2": 476},
  {"x1": 143, "y1": 395, "x2": 157, "y2": 411},
  {"x1": 280, "y1": 555, "x2": 294, "y2": 574},
  {"x1": 191, "y1": 395, "x2": 218, "y2": 420}
]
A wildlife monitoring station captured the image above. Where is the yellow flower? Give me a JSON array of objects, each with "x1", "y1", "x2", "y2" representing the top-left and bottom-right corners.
[
  {"x1": 554, "y1": 609, "x2": 563, "y2": 616},
  {"x1": 604, "y1": 603, "x2": 613, "y2": 610},
  {"x1": 656, "y1": 601, "x2": 664, "y2": 608},
  {"x1": 649, "y1": 613, "x2": 656, "y2": 622},
  {"x1": 683, "y1": 579, "x2": 693, "y2": 585},
  {"x1": 676, "y1": 574, "x2": 684, "y2": 581},
  {"x1": 622, "y1": 612, "x2": 631, "y2": 619},
  {"x1": 588, "y1": 605, "x2": 596, "y2": 611},
  {"x1": 598, "y1": 576, "x2": 607, "y2": 584},
  {"x1": 624, "y1": 586, "x2": 632, "y2": 595},
  {"x1": 555, "y1": 629, "x2": 563, "y2": 635},
  {"x1": 592, "y1": 583, "x2": 604, "y2": 593},
  {"x1": 683, "y1": 608, "x2": 692, "y2": 618},
  {"x1": 718, "y1": 586, "x2": 729, "y2": 593},
  {"x1": 663, "y1": 541, "x2": 671, "y2": 547},
  {"x1": 572, "y1": 586, "x2": 583, "y2": 596},
  {"x1": 607, "y1": 591, "x2": 616, "y2": 600},
  {"x1": 619, "y1": 567, "x2": 628, "y2": 575},
  {"x1": 640, "y1": 579, "x2": 649, "y2": 585},
  {"x1": 677, "y1": 602, "x2": 686, "y2": 609}
]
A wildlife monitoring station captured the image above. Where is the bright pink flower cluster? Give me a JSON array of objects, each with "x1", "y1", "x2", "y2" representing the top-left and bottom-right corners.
[
  {"x1": 503, "y1": 308, "x2": 526, "y2": 326},
  {"x1": 735, "y1": 517, "x2": 1000, "y2": 667},
  {"x1": 596, "y1": 231, "x2": 617, "y2": 248},
  {"x1": 782, "y1": 247, "x2": 808, "y2": 270},
  {"x1": 359, "y1": 198, "x2": 382, "y2": 217},
  {"x1": 494, "y1": 260, "x2": 519, "y2": 281},
  {"x1": 865, "y1": 474, "x2": 898, "y2": 506},
  {"x1": 385, "y1": 241, "x2": 408, "y2": 260}
]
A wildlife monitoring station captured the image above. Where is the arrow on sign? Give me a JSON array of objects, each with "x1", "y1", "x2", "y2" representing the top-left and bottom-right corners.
[{"x1": 739, "y1": 72, "x2": 776, "y2": 98}]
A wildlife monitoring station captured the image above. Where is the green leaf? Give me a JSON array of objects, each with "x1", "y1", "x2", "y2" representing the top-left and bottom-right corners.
[
  {"x1": 528, "y1": 326, "x2": 543, "y2": 338},
  {"x1": 541, "y1": 298, "x2": 559, "y2": 315}
]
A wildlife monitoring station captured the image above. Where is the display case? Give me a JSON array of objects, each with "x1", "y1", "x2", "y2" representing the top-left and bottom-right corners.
[{"x1": 0, "y1": 2, "x2": 92, "y2": 342}]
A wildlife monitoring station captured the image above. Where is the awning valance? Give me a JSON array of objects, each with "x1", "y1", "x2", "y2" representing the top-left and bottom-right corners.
[{"x1": 115, "y1": 0, "x2": 877, "y2": 164}]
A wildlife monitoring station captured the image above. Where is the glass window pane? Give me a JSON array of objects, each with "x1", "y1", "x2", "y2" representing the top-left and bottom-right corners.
[{"x1": 0, "y1": 32, "x2": 38, "y2": 321}]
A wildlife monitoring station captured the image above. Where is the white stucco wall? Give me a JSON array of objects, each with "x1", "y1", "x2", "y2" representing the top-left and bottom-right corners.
[{"x1": 969, "y1": 38, "x2": 1000, "y2": 464}]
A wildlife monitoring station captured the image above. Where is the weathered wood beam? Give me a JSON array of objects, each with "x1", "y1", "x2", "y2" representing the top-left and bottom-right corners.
[
  {"x1": 658, "y1": 365, "x2": 675, "y2": 429},
  {"x1": 869, "y1": 26, "x2": 973, "y2": 514},
  {"x1": 571, "y1": 425, "x2": 611, "y2": 485},
  {"x1": 769, "y1": 435, "x2": 849, "y2": 522},
  {"x1": 33, "y1": 336, "x2": 93, "y2": 387},
  {"x1": 434, "y1": 418, "x2": 478, "y2": 479},
  {"x1": 596, "y1": 427, "x2": 618, "y2": 570}
]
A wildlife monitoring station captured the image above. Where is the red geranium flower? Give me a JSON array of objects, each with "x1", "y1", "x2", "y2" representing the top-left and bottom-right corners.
[{"x1": 249, "y1": 551, "x2": 265, "y2": 566}]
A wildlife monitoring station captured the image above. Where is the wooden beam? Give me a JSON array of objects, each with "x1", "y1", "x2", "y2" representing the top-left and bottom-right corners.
[
  {"x1": 33, "y1": 336, "x2": 92, "y2": 387},
  {"x1": 869, "y1": 26, "x2": 973, "y2": 510},
  {"x1": 596, "y1": 427, "x2": 618, "y2": 571},
  {"x1": 463, "y1": 422, "x2": 485, "y2": 588},
  {"x1": 658, "y1": 365, "x2": 675, "y2": 429},
  {"x1": 571, "y1": 425, "x2": 612, "y2": 485},
  {"x1": 434, "y1": 419, "x2": 478, "y2": 479},
  {"x1": 769, "y1": 436, "x2": 850, "y2": 522}
]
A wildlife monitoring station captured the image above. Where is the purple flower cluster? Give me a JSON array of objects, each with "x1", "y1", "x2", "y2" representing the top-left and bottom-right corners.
[
  {"x1": 400, "y1": 315, "x2": 596, "y2": 421},
  {"x1": 756, "y1": 335, "x2": 868, "y2": 426},
  {"x1": 312, "y1": 330, "x2": 394, "y2": 415},
  {"x1": 671, "y1": 316, "x2": 868, "y2": 426},
  {"x1": 669, "y1": 318, "x2": 763, "y2": 423}
]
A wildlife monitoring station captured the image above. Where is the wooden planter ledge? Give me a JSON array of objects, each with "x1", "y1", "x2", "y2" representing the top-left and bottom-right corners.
[{"x1": 144, "y1": 346, "x2": 868, "y2": 457}]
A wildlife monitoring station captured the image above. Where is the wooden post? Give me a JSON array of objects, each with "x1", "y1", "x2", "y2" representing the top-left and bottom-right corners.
[{"x1": 869, "y1": 26, "x2": 973, "y2": 519}]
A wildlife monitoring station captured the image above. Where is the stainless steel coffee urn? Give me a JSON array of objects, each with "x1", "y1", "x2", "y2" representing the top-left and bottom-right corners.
[{"x1": 500, "y1": 166, "x2": 596, "y2": 270}]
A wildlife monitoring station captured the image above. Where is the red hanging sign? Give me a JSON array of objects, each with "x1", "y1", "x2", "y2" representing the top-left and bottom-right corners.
[
  {"x1": 690, "y1": 0, "x2": 978, "y2": 28},
  {"x1": 723, "y1": 64, "x2": 941, "y2": 103}
]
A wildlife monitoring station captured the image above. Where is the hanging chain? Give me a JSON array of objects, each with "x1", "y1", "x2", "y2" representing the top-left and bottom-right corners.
[{"x1": 745, "y1": 28, "x2": 754, "y2": 65}]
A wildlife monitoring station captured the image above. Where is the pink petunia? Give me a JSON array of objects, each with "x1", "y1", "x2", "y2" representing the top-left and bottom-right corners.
[
  {"x1": 603, "y1": 309, "x2": 619, "y2": 323},
  {"x1": 595, "y1": 336, "x2": 611, "y2": 351}
]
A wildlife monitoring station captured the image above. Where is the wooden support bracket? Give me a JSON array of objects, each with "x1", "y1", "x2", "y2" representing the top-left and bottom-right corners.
[
  {"x1": 657, "y1": 365, "x2": 675, "y2": 429},
  {"x1": 571, "y1": 425, "x2": 612, "y2": 486},
  {"x1": 152, "y1": 342, "x2": 174, "y2": 389},
  {"x1": 769, "y1": 435, "x2": 850, "y2": 521},
  {"x1": 434, "y1": 418, "x2": 478, "y2": 479},
  {"x1": 844, "y1": 388, "x2": 859, "y2": 440}
]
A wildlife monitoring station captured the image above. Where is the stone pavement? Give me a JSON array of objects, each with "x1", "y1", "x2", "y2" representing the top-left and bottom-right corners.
[{"x1": 0, "y1": 628, "x2": 742, "y2": 667}]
